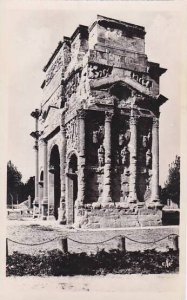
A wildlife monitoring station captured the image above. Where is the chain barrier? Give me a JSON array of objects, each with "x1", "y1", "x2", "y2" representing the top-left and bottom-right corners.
[
  {"x1": 7, "y1": 237, "x2": 58, "y2": 246},
  {"x1": 7, "y1": 233, "x2": 179, "y2": 247}
]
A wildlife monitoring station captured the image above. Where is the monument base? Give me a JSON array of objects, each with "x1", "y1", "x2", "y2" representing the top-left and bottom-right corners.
[{"x1": 74, "y1": 203, "x2": 162, "y2": 228}]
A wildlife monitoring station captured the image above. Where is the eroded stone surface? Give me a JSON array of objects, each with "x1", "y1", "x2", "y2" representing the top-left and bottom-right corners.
[{"x1": 31, "y1": 15, "x2": 167, "y2": 228}]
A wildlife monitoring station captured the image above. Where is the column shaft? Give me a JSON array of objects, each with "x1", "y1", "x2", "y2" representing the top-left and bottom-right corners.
[
  {"x1": 76, "y1": 110, "x2": 86, "y2": 206},
  {"x1": 151, "y1": 117, "x2": 160, "y2": 202},
  {"x1": 102, "y1": 112, "x2": 113, "y2": 203},
  {"x1": 42, "y1": 140, "x2": 48, "y2": 219},
  {"x1": 128, "y1": 115, "x2": 138, "y2": 203},
  {"x1": 58, "y1": 112, "x2": 66, "y2": 223},
  {"x1": 34, "y1": 141, "x2": 39, "y2": 202}
]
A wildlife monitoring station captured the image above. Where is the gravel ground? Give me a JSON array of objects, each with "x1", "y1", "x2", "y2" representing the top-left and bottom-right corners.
[{"x1": 6, "y1": 219, "x2": 179, "y2": 255}]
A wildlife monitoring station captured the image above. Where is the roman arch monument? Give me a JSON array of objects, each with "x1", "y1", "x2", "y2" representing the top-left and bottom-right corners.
[{"x1": 30, "y1": 15, "x2": 167, "y2": 228}]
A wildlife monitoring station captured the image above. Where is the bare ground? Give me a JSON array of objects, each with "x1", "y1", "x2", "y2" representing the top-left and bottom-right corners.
[{"x1": 6, "y1": 219, "x2": 179, "y2": 255}]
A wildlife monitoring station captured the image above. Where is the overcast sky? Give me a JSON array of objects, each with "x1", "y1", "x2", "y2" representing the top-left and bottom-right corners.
[{"x1": 2, "y1": 1, "x2": 183, "y2": 185}]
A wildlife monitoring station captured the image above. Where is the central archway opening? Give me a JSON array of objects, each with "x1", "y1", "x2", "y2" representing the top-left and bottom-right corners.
[
  {"x1": 67, "y1": 153, "x2": 78, "y2": 224},
  {"x1": 49, "y1": 145, "x2": 61, "y2": 220}
]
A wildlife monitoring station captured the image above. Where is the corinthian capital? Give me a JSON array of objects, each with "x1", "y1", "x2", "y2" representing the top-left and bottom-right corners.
[
  {"x1": 77, "y1": 109, "x2": 86, "y2": 119},
  {"x1": 105, "y1": 111, "x2": 113, "y2": 122},
  {"x1": 129, "y1": 115, "x2": 137, "y2": 126},
  {"x1": 153, "y1": 117, "x2": 159, "y2": 128}
]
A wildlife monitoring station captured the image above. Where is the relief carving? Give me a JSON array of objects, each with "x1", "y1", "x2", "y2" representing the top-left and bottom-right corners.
[
  {"x1": 118, "y1": 130, "x2": 131, "y2": 147},
  {"x1": 121, "y1": 146, "x2": 130, "y2": 167},
  {"x1": 98, "y1": 145, "x2": 105, "y2": 167},
  {"x1": 66, "y1": 118, "x2": 78, "y2": 151},
  {"x1": 88, "y1": 64, "x2": 112, "y2": 79},
  {"x1": 92, "y1": 125, "x2": 104, "y2": 144},
  {"x1": 130, "y1": 71, "x2": 152, "y2": 88},
  {"x1": 146, "y1": 149, "x2": 152, "y2": 168},
  {"x1": 141, "y1": 130, "x2": 151, "y2": 150},
  {"x1": 46, "y1": 55, "x2": 63, "y2": 86},
  {"x1": 65, "y1": 72, "x2": 81, "y2": 98}
]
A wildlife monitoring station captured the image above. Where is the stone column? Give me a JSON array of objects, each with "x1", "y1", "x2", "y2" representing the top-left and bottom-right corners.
[
  {"x1": 42, "y1": 139, "x2": 48, "y2": 219},
  {"x1": 58, "y1": 111, "x2": 67, "y2": 224},
  {"x1": 128, "y1": 111, "x2": 138, "y2": 203},
  {"x1": 151, "y1": 117, "x2": 160, "y2": 203},
  {"x1": 102, "y1": 111, "x2": 113, "y2": 204},
  {"x1": 76, "y1": 109, "x2": 86, "y2": 206},
  {"x1": 30, "y1": 109, "x2": 40, "y2": 217},
  {"x1": 34, "y1": 140, "x2": 39, "y2": 206}
]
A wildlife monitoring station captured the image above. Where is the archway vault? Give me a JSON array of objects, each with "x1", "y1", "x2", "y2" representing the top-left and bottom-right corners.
[
  {"x1": 66, "y1": 152, "x2": 78, "y2": 224},
  {"x1": 49, "y1": 144, "x2": 61, "y2": 220}
]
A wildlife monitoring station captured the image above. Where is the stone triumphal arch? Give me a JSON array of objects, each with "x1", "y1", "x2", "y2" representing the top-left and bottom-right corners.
[{"x1": 31, "y1": 15, "x2": 167, "y2": 228}]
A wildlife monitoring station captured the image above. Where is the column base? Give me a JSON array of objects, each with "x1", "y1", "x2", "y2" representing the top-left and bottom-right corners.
[
  {"x1": 147, "y1": 201, "x2": 163, "y2": 209},
  {"x1": 33, "y1": 198, "x2": 40, "y2": 218},
  {"x1": 58, "y1": 205, "x2": 66, "y2": 224},
  {"x1": 128, "y1": 194, "x2": 138, "y2": 203},
  {"x1": 102, "y1": 195, "x2": 112, "y2": 202},
  {"x1": 47, "y1": 215, "x2": 56, "y2": 221},
  {"x1": 41, "y1": 199, "x2": 48, "y2": 220},
  {"x1": 74, "y1": 199, "x2": 84, "y2": 208}
]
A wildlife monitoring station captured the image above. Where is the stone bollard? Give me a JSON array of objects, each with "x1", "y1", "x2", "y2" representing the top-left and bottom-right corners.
[
  {"x1": 6, "y1": 238, "x2": 8, "y2": 257},
  {"x1": 118, "y1": 236, "x2": 126, "y2": 252},
  {"x1": 169, "y1": 234, "x2": 179, "y2": 251},
  {"x1": 58, "y1": 237, "x2": 68, "y2": 253}
]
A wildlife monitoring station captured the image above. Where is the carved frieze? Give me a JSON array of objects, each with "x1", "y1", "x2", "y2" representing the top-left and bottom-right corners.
[
  {"x1": 130, "y1": 71, "x2": 152, "y2": 88},
  {"x1": 46, "y1": 56, "x2": 64, "y2": 86},
  {"x1": 89, "y1": 49, "x2": 147, "y2": 72},
  {"x1": 88, "y1": 63, "x2": 112, "y2": 79}
]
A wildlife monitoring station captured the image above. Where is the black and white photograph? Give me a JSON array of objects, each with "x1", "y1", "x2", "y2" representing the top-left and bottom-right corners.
[{"x1": 1, "y1": 0, "x2": 187, "y2": 299}]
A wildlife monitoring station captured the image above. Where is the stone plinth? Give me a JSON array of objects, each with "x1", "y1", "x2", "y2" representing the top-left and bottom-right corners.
[{"x1": 74, "y1": 204, "x2": 162, "y2": 229}]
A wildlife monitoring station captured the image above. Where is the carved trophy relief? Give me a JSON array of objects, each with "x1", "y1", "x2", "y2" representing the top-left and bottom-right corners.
[
  {"x1": 92, "y1": 125, "x2": 104, "y2": 144},
  {"x1": 130, "y1": 71, "x2": 152, "y2": 88},
  {"x1": 98, "y1": 145, "x2": 105, "y2": 167},
  {"x1": 88, "y1": 63, "x2": 112, "y2": 79},
  {"x1": 141, "y1": 129, "x2": 151, "y2": 150},
  {"x1": 66, "y1": 118, "x2": 78, "y2": 150},
  {"x1": 146, "y1": 149, "x2": 152, "y2": 168},
  {"x1": 118, "y1": 129, "x2": 131, "y2": 147},
  {"x1": 46, "y1": 55, "x2": 63, "y2": 86},
  {"x1": 121, "y1": 146, "x2": 130, "y2": 167},
  {"x1": 65, "y1": 72, "x2": 81, "y2": 98}
]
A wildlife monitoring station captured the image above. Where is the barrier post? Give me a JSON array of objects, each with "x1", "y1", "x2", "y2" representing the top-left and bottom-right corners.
[
  {"x1": 168, "y1": 234, "x2": 179, "y2": 251},
  {"x1": 6, "y1": 238, "x2": 8, "y2": 257},
  {"x1": 58, "y1": 237, "x2": 68, "y2": 253},
  {"x1": 172, "y1": 235, "x2": 179, "y2": 251},
  {"x1": 118, "y1": 236, "x2": 126, "y2": 252}
]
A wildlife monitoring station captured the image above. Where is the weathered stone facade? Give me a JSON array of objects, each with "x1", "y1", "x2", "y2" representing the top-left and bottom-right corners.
[{"x1": 31, "y1": 15, "x2": 167, "y2": 228}]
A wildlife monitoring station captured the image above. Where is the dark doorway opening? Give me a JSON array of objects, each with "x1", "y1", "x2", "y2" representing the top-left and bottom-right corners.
[
  {"x1": 67, "y1": 154, "x2": 78, "y2": 224},
  {"x1": 49, "y1": 145, "x2": 61, "y2": 220}
]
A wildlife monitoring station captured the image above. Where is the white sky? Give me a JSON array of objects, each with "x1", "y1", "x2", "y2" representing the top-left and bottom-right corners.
[{"x1": 2, "y1": 1, "x2": 183, "y2": 185}]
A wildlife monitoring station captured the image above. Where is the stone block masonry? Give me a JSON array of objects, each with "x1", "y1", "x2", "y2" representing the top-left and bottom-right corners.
[{"x1": 30, "y1": 15, "x2": 168, "y2": 228}]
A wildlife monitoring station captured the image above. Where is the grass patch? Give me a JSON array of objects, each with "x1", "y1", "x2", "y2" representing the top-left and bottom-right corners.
[{"x1": 6, "y1": 249, "x2": 179, "y2": 276}]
